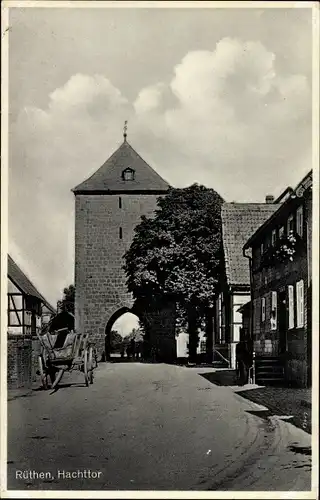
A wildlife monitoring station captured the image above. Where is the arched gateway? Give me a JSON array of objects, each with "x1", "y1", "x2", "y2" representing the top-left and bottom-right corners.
[{"x1": 72, "y1": 133, "x2": 176, "y2": 362}]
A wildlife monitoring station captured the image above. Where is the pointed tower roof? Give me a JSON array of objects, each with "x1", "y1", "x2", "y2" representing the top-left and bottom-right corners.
[{"x1": 72, "y1": 140, "x2": 170, "y2": 194}]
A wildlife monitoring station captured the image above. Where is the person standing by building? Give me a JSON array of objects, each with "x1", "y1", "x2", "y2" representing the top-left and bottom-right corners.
[
  {"x1": 130, "y1": 338, "x2": 136, "y2": 360},
  {"x1": 236, "y1": 332, "x2": 251, "y2": 385}
]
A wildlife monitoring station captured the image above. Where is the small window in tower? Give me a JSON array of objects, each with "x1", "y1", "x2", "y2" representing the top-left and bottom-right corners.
[
  {"x1": 122, "y1": 167, "x2": 135, "y2": 181},
  {"x1": 119, "y1": 227, "x2": 123, "y2": 240},
  {"x1": 119, "y1": 197, "x2": 122, "y2": 209}
]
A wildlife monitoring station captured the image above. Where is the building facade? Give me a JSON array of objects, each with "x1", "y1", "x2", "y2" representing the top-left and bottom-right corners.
[
  {"x1": 176, "y1": 331, "x2": 207, "y2": 361},
  {"x1": 215, "y1": 201, "x2": 281, "y2": 368},
  {"x1": 7, "y1": 255, "x2": 56, "y2": 388},
  {"x1": 73, "y1": 137, "x2": 177, "y2": 361},
  {"x1": 243, "y1": 171, "x2": 312, "y2": 387}
]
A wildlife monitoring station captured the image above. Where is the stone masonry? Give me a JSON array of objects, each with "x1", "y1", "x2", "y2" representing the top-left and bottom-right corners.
[
  {"x1": 75, "y1": 193, "x2": 163, "y2": 356},
  {"x1": 8, "y1": 335, "x2": 32, "y2": 389}
]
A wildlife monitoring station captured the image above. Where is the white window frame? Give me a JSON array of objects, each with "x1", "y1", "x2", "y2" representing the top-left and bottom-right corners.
[
  {"x1": 271, "y1": 229, "x2": 277, "y2": 246},
  {"x1": 271, "y1": 291, "x2": 277, "y2": 330},
  {"x1": 288, "y1": 285, "x2": 295, "y2": 329},
  {"x1": 261, "y1": 297, "x2": 266, "y2": 323},
  {"x1": 296, "y1": 280, "x2": 304, "y2": 328},
  {"x1": 279, "y1": 226, "x2": 285, "y2": 239},
  {"x1": 296, "y1": 205, "x2": 303, "y2": 237}
]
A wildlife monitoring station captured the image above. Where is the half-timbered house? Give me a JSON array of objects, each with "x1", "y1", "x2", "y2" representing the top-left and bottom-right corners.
[{"x1": 7, "y1": 255, "x2": 56, "y2": 388}]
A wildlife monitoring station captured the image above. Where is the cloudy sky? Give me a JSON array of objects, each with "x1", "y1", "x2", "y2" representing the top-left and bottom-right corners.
[{"x1": 7, "y1": 4, "x2": 313, "y2": 314}]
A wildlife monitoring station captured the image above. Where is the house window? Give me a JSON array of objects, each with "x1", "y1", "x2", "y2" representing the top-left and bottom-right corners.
[
  {"x1": 271, "y1": 229, "x2": 277, "y2": 246},
  {"x1": 260, "y1": 242, "x2": 264, "y2": 255},
  {"x1": 36, "y1": 315, "x2": 42, "y2": 329},
  {"x1": 296, "y1": 205, "x2": 303, "y2": 237},
  {"x1": 122, "y1": 168, "x2": 135, "y2": 181},
  {"x1": 296, "y1": 280, "x2": 304, "y2": 328},
  {"x1": 119, "y1": 197, "x2": 122, "y2": 209},
  {"x1": 119, "y1": 227, "x2": 123, "y2": 239},
  {"x1": 288, "y1": 285, "x2": 294, "y2": 329},
  {"x1": 8, "y1": 294, "x2": 24, "y2": 328},
  {"x1": 287, "y1": 214, "x2": 294, "y2": 234},
  {"x1": 261, "y1": 297, "x2": 266, "y2": 323},
  {"x1": 279, "y1": 226, "x2": 285, "y2": 239},
  {"x1": 200, "y1": 341, "x2": 206, "y2": 353},
  {"x1": 271, "y1": 291, "x2": 277, "y2": 330}
]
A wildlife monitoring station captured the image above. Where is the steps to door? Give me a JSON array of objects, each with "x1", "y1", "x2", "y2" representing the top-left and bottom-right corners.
[{"x1": 255, "y1": 356, "x2": 285, "y2": 385}]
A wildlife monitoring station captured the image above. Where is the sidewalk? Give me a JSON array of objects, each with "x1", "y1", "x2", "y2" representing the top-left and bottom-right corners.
[
  {"x1": 8, "y1": 380, "x2": 42, "y2": 401},
  {"x1": 199, "y1": 369, "x2": 312, "y2": 434},
  {"x1": 234, "y1": 384, "x2": 312, "y2": 434}
]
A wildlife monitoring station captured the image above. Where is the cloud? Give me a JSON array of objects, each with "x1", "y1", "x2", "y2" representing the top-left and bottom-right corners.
[
  {"x1": 9, "y1": 37, "x2": 311, "y2": 305},
  {"x1": 134, "y1": 83, "x2": 166, "y2": 114},
  {"x1": 164, "y1": 38, "x2": 310, "y2": 156}
]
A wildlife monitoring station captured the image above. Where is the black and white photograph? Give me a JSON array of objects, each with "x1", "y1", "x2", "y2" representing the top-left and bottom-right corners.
[{"x1": 1, "y1": 1, "x2": 319, "y2": 497}]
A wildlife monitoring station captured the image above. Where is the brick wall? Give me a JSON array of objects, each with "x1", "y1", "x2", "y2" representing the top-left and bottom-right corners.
[
  {"x1": 8, "y1": 335, "x2": 32, "y2": 389},
  {"x1": 31, "y1": 337, "x2": 41, "y2": 383},
  {"x1": 75, "y1": 193, "x2": 167, "y2": 357}
]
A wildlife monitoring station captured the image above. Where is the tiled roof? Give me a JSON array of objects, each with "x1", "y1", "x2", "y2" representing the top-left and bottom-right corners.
[
  {"x1": 8, "y1": 255, "x2": 56, "y2": 313},
  {"x1": 221, "y1": 203, "x2": 281, "y2": 286},
  {"x1": 73, "y1": 140, "x2": 170, "y2": 193}
]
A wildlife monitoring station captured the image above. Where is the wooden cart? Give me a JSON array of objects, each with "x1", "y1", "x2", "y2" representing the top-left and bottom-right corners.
[{"x1": 37, "y1": 312, "x2": 95, "y2": 390}]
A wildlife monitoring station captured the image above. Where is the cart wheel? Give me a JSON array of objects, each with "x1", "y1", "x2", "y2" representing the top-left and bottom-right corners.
[
  {"x1": 51, "y1": 368, "x2": 64, "y2": 390},
  {"x1": 84, "y1": 349, "x2": 89, "y2": 387},
  {"x1": 38, "y1": 356, "x2": 48, "y2": 390},
  {"x1": 88, "y1": 347, "x2": 94, "y2": 384}
]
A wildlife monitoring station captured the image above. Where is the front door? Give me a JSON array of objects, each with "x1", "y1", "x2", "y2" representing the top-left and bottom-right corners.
[{"x1": 278, "y1": 289, "x2": 287, "y2": 354}]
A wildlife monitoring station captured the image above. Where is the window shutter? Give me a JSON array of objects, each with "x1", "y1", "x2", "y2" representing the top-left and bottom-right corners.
[
  {"x1": 296, "y1": 206, "x2": 303, "y2": 237},
  {"x1": 271, "y1": 291, "x2": 277, "y2": 330},
  {"x1": 296, "y1": 280, "x2": 304, "y2": 328},
  {"x1": 261, "y1": 297, "x2": 266, "y2": 323},
  {"x1": 288, "y1": 285, "x2": 294, "y2": 329},
  {"x1": 300, "y1": 280, "x2": 304, "y2": 326}
]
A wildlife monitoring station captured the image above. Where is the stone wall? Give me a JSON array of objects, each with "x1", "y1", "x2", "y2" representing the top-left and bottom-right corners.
[
  {"x1": 31, "y1": 337, "x2": 41, "y2": 383},
  {"x1": 8, "y1": 335, "x2": 32, "y2": 389},
  {"x1": 75, "y1": 193, "x2": 165, "y2": 357}
]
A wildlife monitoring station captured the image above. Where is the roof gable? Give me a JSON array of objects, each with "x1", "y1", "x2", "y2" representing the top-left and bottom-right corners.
[
  {"x1": 7, "y1": 255, "x2": 56, "y2": 313},
  {"x1": 73, "y1": 140, "x2": 170, "y2": 194},
  {"x1": 244, "y1": 170, "x2": 312, "y2": 249},
  {"x1": 221, "y1": 203, "x2": 281, "y2": 286}
]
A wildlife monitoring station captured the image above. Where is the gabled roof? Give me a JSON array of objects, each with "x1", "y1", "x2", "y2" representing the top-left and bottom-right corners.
[
  {"x1": 237, "y1": 301, "x2": 251, "y2": 313},
  {"x1": 8, "y1": 255, "x2": 56, "y2": 313},
  {"x1": 244, "y1": 169, "x2": 312, "y2": 249},
  {"x1": 73, "y1": 140, "x2": 170, "y2": 194},
  {"x1": 222, "y1": 203, "x2": 281, "y2": 287}
]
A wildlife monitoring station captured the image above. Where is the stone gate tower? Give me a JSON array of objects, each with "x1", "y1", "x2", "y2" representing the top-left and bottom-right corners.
[{"x1": 72, "y1": 134, "x2": 172, "y2": 359}]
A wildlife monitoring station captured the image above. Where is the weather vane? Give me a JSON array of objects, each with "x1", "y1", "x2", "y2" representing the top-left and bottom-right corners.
[{"x1": 123, "y1": 120, "x2": 128, "y2": 141}]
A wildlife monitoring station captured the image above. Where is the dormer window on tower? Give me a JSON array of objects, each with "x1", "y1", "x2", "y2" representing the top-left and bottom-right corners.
[{"x1": 122, "y1": 167, "x2": 135, "y2": 181}]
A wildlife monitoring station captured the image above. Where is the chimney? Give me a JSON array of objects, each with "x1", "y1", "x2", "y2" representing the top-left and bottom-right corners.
[{"x1": 265, "y1": 195, "x2": 275, "y2": 204}]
